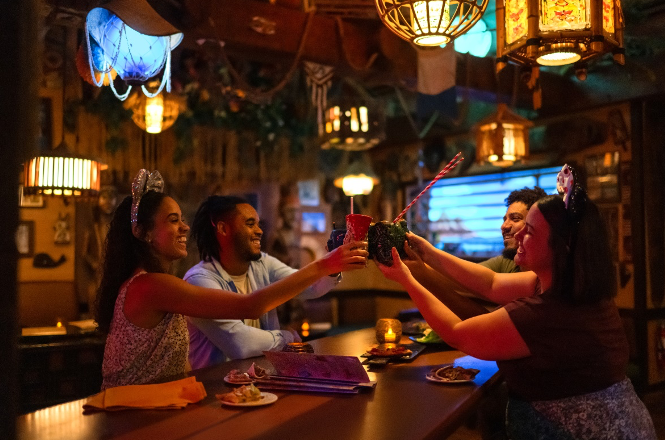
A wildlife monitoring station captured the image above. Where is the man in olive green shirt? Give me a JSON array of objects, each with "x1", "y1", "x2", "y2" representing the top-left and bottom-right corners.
[{"x1": 405, "y1": 186, "x2": 546, "y2": 319}]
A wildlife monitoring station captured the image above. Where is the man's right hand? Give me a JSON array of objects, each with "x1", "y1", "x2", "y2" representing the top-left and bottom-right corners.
[{"x1": 318, "y1": 241, "x2": 368, "y2": 274}]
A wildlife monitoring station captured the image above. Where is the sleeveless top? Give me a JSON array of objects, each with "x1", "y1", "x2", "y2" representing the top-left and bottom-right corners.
[{"x1": 101, "y1": 271, "x2": 189, "y2": 389}]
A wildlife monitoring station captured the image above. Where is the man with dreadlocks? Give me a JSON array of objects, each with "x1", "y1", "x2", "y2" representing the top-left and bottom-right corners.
[{"x1": 183, "y1": 195, "x2": 364, "y2": 369}]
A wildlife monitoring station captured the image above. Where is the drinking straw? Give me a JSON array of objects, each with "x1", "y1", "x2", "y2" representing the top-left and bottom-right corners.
[
  {"x1": 350, "y1": 196, "x2": 354, "y2": 215},
  {"x1": 392, "y1": 152, "x2": 464, "y2": 224}
]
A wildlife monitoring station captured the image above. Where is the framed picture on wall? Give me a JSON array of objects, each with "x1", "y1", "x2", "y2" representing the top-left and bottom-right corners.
[
  {"x1": 15, "y1": 220, "x2": 35, "y2": 258},
  {"x1": 19, "y1": 185, "x2": 44, "y2": 208}
]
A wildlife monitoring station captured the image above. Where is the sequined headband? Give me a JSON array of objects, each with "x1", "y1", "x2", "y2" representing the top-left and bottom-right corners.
[
  {"x1": 131, "y1": 169, "x2": 165, "y2": 224},
  {"x1": 556, "y1": 164, "x2": 586, "y2": 223}
]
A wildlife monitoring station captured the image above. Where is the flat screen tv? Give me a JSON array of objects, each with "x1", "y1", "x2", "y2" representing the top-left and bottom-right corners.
[{"x1": 409, "y1": 166, "x2": 561, "y2": 260}]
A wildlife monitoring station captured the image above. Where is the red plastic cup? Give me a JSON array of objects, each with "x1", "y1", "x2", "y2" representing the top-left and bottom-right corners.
[{"x1": 343, "y1": 214, "x2": 373, "y2": 244}]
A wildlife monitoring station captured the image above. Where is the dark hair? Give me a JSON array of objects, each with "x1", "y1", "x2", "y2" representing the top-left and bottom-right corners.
[
  {"x1": 536, "y1": 194, "x2": 616, "y2": 304},
  {"x1": 190, "y1": 195, "x2": 249, "y2": 262},
  {"x1": 505, "y1": 186, "x2": 548, "y2": 210},
  {"x1": 94, "y1": 191, "x2": 169, "y2": 333}
]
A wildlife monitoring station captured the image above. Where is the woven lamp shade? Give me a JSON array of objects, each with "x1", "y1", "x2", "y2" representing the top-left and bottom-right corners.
[{"x1": 375, "y1": 0, "x2": 489, "y2": 46}]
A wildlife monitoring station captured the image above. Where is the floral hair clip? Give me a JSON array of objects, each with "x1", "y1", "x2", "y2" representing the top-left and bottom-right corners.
[
  {"x1": 556, "y1": 164, "x2": 586, "y2": 222},
  {"x1": 131, "y1": 169, "x2": 165, "y2": 224}
]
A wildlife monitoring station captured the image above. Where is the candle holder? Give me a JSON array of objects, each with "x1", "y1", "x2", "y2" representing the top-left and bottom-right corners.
[{"x1": 375, "y1": 319, "x2": 402, "y2": 344}]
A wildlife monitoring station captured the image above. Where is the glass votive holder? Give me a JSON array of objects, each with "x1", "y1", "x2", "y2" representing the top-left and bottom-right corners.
[{"x1": 375, "y1": 319, "x2": 402, "y2": 344}]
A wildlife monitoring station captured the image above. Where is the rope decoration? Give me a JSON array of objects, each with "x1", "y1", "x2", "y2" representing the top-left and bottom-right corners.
[
  {"x1": 208, "y1": 12, "x2": 315, "y2": 103},
  {"x1": 304, "y1": 61, "x2": 335, "y2": 136}
]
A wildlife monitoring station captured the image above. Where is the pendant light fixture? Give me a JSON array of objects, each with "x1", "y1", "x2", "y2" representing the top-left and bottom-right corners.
[
  {"x1": 124, "y1": 81, "x2": 185, "y2": 134},
  {"x1": 334, "y1": 154, "x2": 380, "y2": 196},
  {"x1": 474, "y1": 103, "x2": 533, "y2": 167},
  {"x1": 84, "y1": 0, "x2": 183, "y2": 100},
  {"x1": 24, "y1": 27, "x2": 105, "y2": 198},
  {"x1": 495, "y1": 0, "x2": 625, "y2": 76},
  {"x1": 375, "y1": 0, "x2": 490, "y2": 46}
]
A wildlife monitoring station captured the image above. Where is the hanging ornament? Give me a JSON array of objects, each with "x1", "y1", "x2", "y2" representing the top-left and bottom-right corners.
[{"x1": 304, "y1": 61, "x2": 335, "y2": 136}]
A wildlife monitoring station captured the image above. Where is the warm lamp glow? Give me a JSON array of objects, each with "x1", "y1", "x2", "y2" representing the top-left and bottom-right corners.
[
  {"x1": 334, "y1": 154, "x2": 380, "y2": 196},
  {"x1": 125, "y1": 84, "x2": 184, "y2": 134},
  {"x1": 342, "y1": 174, "x2": 375, "y2": 196},
  {"x1": 321, "y1": 102, "x2": 383, "y2": 151},
  {"x1": 375, "y1": 0, "x2": 490, "y2": 47},
  {"x1": 145, "y1": 95, "x2": 165, "y2": 133},
  {"x1": 23, "y1": 149, "x2": 104, "y2": 198},
  {"x1": 413, "y1": 1, "x2": 451, "y2": 45}
]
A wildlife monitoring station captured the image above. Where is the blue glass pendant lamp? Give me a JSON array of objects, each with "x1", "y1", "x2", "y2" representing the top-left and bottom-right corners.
[{"x1": 85, "y1": 0, "x2": 183, "y2": 100}]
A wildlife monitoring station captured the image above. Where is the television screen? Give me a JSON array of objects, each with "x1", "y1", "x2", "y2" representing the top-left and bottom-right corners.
[
  {"x1": 301, "y1": 212, "x2": 327, "y2": 233},
  {"x1": 411, "y1": 166, "x2": 561, "y2": 260}
]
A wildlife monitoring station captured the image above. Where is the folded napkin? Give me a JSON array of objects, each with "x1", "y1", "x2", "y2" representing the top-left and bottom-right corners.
[{"x1": 83, "y1": 376, "x2": 206, "y2": 412}]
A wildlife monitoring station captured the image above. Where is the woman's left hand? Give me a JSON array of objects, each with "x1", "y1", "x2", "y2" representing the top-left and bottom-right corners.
[{"x1": 376, "y1": 247, "x2": 412, "y2": 285}]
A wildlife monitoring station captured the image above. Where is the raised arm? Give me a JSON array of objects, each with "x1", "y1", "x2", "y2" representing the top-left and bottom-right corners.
[
  {"x1": 404, "y1": 260, "x2": 491, "y2": 320},
  {"x1": 126, "y1": 241, "x2": 368, "y2": 322},
  {"x1": 378, "y1": 248, "x2": 530, "y2": 361},
  {"x1": 406, "y1": 233, "x2": 538, "y2": 305}
]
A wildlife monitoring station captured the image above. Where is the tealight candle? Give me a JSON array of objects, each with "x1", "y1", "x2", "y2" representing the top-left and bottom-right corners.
[
  {"x1": 375, "y1": 318, "x2": 402, "y2": 344},
  {"x1": 384, "y1": 328, "x2": 396, "y2": 343}
]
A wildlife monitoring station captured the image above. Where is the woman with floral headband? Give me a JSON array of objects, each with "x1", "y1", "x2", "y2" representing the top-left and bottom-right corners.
[
  {"x1": 377, "y1": 165, "x2": 655, "y2": 439},
  {"x1": 96, "y1": 170, "x2": 368, "y2": 390}
]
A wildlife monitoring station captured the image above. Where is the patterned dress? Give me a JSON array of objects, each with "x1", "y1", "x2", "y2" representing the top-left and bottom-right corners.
[{"x1": 101, "y1": 272, "x2": 189, "y2": 390}]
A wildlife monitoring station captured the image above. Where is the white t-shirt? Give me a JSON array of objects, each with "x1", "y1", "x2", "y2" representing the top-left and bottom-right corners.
[{"x1": 228, "y1": 272, "x2": 261, "y2": 329}]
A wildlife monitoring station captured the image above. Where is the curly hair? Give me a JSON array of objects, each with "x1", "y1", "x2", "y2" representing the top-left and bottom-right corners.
[
  {"x1": 505, "y1": 186, "x2": 548, "y2": 210},
  {"x1": 94, "y1": 191, "x2": 169, "y2": 333},
  {"x1": 536, "y1": 194, "x2": 616, "y2": 304},
  {"x1": 190, "y1": 195, "x2": 249, "y2": 262}
]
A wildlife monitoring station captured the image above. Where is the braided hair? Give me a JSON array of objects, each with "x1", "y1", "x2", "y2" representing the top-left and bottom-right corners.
[{"x1": 190, "y1": 195, "x2": 249, "y2": 262}]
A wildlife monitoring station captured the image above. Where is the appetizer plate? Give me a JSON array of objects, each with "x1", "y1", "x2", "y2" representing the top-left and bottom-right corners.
[
  {"x1": 221, "y1": 392, "x2": 278, "y2": 407},
  {"x1": 425, "y1": 374, "x2": 475, "y2": 384},
  {"x1": 223, "y1": 376, "x2": 254, "y2": 385}
]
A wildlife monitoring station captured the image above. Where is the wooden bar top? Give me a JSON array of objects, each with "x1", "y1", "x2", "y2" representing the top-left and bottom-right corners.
[{"x1": 17, "y1": 327, "x2": 500, "y2": 440}]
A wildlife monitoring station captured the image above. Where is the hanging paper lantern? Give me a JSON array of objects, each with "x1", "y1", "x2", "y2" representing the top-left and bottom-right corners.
[
  {"x1": 320, "y1": 98, "x2": 385, "y2": 151},
  {"x1": 84, "y1": 0, "x2": 183, "y2": 100},
  {"x1": 495, "y1": 0, "x2": 625, "y2": 75},
  {"x1": 124, "y1": 82, "x2": 186, "y2": 134},
  {"x1": 474, "y1": 104, "x2": 533, "y2": 167}
]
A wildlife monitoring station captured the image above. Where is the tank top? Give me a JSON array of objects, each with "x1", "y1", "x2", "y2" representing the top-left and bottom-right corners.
[{"x1": 101, "y1": 271, "x2": 189, "y2": 389}]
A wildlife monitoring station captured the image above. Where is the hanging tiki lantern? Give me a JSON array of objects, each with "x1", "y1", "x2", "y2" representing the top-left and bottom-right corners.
[
  {"x1": 475, "y1": 104, "x2": 533, "y2": 167},
  {"x1": 495, "y1": 0, "x2": 625, "y2": 76}
]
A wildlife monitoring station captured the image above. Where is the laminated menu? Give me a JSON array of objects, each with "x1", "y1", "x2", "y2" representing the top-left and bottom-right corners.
[{"x1": 260, "y1": 352, "x2": 374, "y2": 393}]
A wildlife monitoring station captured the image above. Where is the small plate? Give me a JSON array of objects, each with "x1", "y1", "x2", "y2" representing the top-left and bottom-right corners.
[
  {"x1": 224, "y1": 376, "x2": 254, "y2": 385},
  {"x1": 425, "y1": 374, "x2": 474, "y2": 384},
  {"x1": 220, "y1": 392, "x2": 278, "y2": 407}
]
